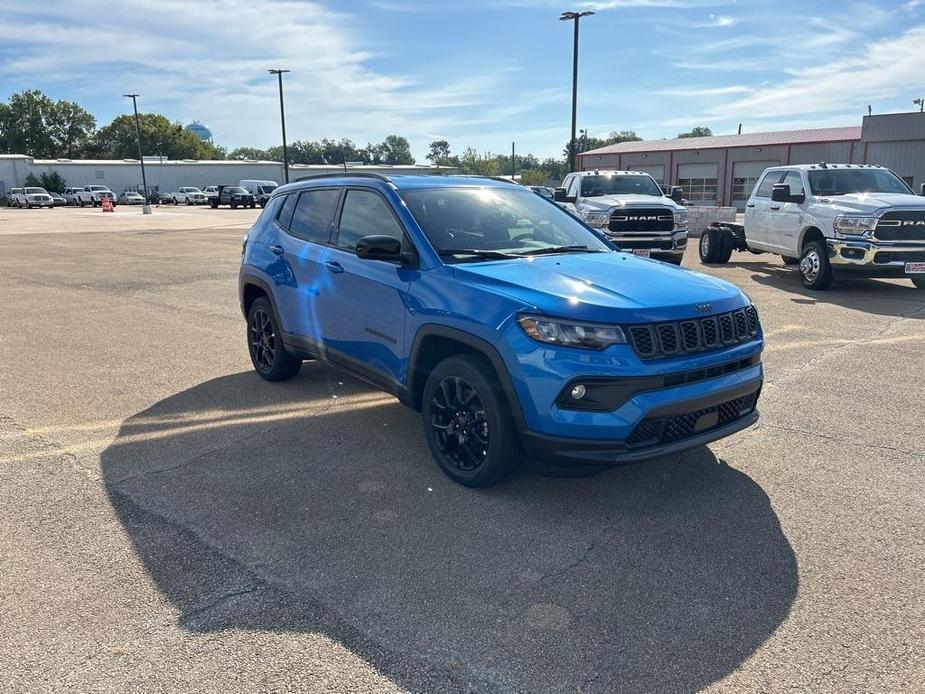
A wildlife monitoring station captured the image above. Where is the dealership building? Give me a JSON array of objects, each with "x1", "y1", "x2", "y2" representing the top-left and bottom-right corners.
[
  {"x1": 578, "y1": 112, "x2": 925, "y2": 209},
  {"x1": 0, "y1": 156, "x2": 453, "y2": 200}
]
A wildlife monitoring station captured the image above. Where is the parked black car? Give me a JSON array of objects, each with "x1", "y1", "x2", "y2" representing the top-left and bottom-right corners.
[
  {"x1": 210, "y1": 185, "x2": 256, "y2": 209},
  {"x1": 148, "y1": 191, "x2": 173, "y2": 205}
]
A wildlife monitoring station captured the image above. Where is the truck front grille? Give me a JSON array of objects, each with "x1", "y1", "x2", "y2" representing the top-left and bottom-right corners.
[
  {"x1": 628, "y1": 306, "x2": 759, "y2": 359},
  {"x1": 626, "y1": 390, "x2": 759, "y2": 447},
  {"x1": 608, "y1": 208, "x2": 674, "y2": 233},
  {"x1": 874, "y1": 211, "x2": 925, "y2": 241}
]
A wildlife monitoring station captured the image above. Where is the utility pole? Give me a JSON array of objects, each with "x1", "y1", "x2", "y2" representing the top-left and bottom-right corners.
[
  {"x1": 511, "y1": 142, "x2": 516, "y2": 180},
  {"x1": 560, "y1": 10, "x2": 594, "y2": 172},
  {"x1": 123, "y1": 94, "x2": 151, "y2": 214},
  {"x1": 268, "y1": 69, "x2": 291, "y2": 183}
]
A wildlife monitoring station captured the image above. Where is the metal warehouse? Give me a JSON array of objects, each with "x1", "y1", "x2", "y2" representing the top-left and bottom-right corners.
[
  {"x1": 0, "y1": 157, "x2": 453, "y2": 200},
  {"x1": 578, "y1": 112, "x2": 925, "y2": 210}
]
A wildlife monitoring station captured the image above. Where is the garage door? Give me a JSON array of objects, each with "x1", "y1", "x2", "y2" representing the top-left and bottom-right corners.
[
  {"x1": 626, "y1": 164, "x2": 665, "y2": 183},
  {"x1": 731, "y1": 160, "x2": 779, "y2": 209},
  {"x1": 677, "y1": 163, "x2": 719, "y2": 205}
]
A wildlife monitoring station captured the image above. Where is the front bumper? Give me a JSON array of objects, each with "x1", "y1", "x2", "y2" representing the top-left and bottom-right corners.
[
  {"x1": 828, "y1": 238, "x2": 925, "y2": 276},
  {"x1": 521, "y1": 379, "x2": 761, "y2": 465},
  {"x1": 606, "y1": 230, "x2": 687, "y2": 257}
]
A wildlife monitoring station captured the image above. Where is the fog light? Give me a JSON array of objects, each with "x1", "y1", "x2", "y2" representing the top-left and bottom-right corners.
[{"x1": 570, "y1": 384, "x2": 587, "y2": 400}]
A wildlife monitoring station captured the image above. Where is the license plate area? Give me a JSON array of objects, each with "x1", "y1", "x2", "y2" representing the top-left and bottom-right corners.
[
  {"x1": 632, "y1": 249, "x2": 651, "y2": 258},
  {"x1": 906, "y1": 261, "x2": 925, "y2": 274}
]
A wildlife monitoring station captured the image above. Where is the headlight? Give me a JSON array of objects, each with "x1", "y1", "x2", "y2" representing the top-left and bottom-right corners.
[
  {"x1": 582, "y1": 211, "x2": 610, "y2": 228},
  {"x1": 518, "y1": 315, "x2": 627, "y2": 350},
  {"x1": 674, "y1": 211, "x2": 689, "y2": 229},
  {"x1": 833, "y1": 215, "x2": 877, "y2": 237}
]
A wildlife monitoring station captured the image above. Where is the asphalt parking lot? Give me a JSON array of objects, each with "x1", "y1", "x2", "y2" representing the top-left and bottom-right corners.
[{"x1": 1, "y1": 205, "x2": 923, "y2": 693}]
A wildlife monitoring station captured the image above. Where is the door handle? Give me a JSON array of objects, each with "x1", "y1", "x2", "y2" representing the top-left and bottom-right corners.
[
  {"x1": 770, "y1": 205, "x2": 780, "y2": 210},
  {"x1": 324, "y1": 261, "x2": 344, "y2": 274},
  {"x1": 269, "y1": 244, "x2": 284, "y2": 255},
  {"x1": 746, "y1": 202, "x2": 755, "y2": 208}
]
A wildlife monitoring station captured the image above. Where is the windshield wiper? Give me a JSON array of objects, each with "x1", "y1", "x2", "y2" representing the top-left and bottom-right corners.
[
  {"x1": 438, "y1": 249, "x2": 520, "y2": 260},
  {"x1": 516, "y1": 245, "x2": 603, "y2": 256}
]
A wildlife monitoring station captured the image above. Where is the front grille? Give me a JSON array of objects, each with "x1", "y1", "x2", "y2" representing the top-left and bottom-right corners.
[
  {"x1": 608, "y1": 207, "x2": 674, "y2": 233},
  {"x1": 628, "y1": 306, "x2": 759, "y2": 359},
  {"x1": 874, "y1": 211, "x2": 925, "y2": 241},
  {"x1": 873, "y1": 250, "x2": 925, "y2": 263},
  {"x1": 626, "y1": 390, "x2": 759, "y2": 447}
]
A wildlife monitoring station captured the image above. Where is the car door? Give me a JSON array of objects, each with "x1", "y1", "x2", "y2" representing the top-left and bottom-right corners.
[
  {"x1": 265, "y1": 187, "x2": 342, "y2": 345},
  {"x1": 744, "y1": 170, "x2": 783, "y2": 252},
  {"x1": 769, "y1": 170, "x2": 806, "y2": 254},
  {"x1": 314, "y1": 187, "x2": 417, "y2": 391}
]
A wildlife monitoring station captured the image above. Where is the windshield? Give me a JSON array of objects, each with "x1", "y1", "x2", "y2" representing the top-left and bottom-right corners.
[
  {"x1": 25, "y1": 187, "x2": 47, "y2": 194},
  {"x1": 89, "y1": 186, "x2": 109, "y2": 191},
  {"x1": 807, "y1": 169, "x2": 912, "y2": 196},
  {"x1": 227, "y1": 187, "x2": 248, "y2": 194},
  {"x1": 258, "y1": 185, "x2": 277, "y2": 194},
  {"x1": 401, "y1": 186, "x2": 611, "y2": 262},
  {"x1": 580, "y1": 174, "x2": 662, "y2": 197}
]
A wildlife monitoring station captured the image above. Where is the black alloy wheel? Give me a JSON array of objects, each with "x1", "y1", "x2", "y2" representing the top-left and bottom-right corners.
[
  {"x1": 247, "y1": 297, "x2": 302, "y2": 381},
  {"x1": 430, "y1": 376, "x2": 491, "y2": 473}
]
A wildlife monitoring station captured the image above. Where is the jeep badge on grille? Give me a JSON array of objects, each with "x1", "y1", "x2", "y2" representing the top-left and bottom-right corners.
[{"x1": 694, "y1": 303, "x2": 713, "y2": 314}]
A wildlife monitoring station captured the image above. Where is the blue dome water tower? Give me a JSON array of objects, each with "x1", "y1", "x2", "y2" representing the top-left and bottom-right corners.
[{"x1": 185, "y1": 121, "x2": 213, "y2": 142}]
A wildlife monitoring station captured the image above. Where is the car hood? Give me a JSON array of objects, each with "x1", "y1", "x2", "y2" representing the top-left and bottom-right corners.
[
  {"x1": 580, "y1": 194, "x2": 682, "y2": 212},
  {"x1": 452, "y1": 252, "x2": 749, "y2": 323},
  {"x1": 813, "y1": 192, "x2": 925, "y2": 214}
]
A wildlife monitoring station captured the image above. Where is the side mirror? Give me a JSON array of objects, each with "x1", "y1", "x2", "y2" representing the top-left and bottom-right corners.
[
  {"x1": 356, "y1": 235, "x2": 403, "y2": 262},
  {"x1": 670, "y1": 186, "x2": 684, "y2": 203},
  {"x1": 920, "y1": 183, "x2": 925, "y2": 196},
  {"x1": 553, "y1": 187, "x2": 576, "y2": 203},
  {"x1": 771, "y1": 183, "x2": 806, "y2": 204}
]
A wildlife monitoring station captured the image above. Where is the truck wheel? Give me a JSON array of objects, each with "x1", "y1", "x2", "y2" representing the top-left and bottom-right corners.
[
  {"x1": 699, "y1": 229, "x2": 719, "y2": 262},
  {"x1": 231, "y1": 202, "x2": 238, "y2": 209},
  {"x1": 782, "y1": 256, "x2": 799, "y2": 265},
  {"x1": 247, "y1": 297, "x2": 302, "y2": 381},
  {"x1": 911, "y1": 276, "x2": 925, "y2": 289},
  {"x1": 422, "y1": 354, "x2": 524, "y2": 487},
  {"x1": 210, "y1": 200, "x2": 218, "y2": 209},
  {"x1": 714, "y1": 229, "x2": 733, "y2": 263},
  {"x1": 799, "y1": 241, "x2": 834, "y2": 290}
]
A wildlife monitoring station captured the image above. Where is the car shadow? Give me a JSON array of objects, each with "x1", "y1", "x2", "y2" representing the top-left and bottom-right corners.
[
  {"x1": 702, "y1": 258, "x2": 925, "y2": 318},
  {"x1": 102, "y1": 364, "x2": 797, "y2": 694}
]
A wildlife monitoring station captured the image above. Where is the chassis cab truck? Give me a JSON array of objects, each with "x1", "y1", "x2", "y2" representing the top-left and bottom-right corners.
[{"x1": 699, "y1": 163, "x2": 925, "y2": 290}]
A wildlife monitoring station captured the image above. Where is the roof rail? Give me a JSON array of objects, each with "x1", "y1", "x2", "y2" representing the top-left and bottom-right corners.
[
  {"x1": 293, "y1": 172, "x2": 392, "y2": 183},
  {"x1": 454, "y1": 175, "x2": 521, "y2": 185}
]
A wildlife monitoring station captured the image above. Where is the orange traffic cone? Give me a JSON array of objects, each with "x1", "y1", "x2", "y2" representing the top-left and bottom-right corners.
[{"x1": 102, "y1": 198, "x2": 113, "y2": 212}]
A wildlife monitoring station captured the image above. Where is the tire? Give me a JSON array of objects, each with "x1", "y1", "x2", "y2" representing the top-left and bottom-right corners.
[
  {"x1": 782, "y1": 256, "x2": 799, "y2": 265},
  {"x1": 714, "y1": 230, "x2": 733, "y2": 263},
  {"x1": 911, "y1": 276, "x2": 925, "y2": 289},
  {"x1": 798, "y1": 240, "x2": 834, "y2": 290},
  {"x1": 186, "y1": 198, "x2": 192, "y2": 206},
  {"x1": 231, "y1": 202, "x2": 238, "y2": 209},
  {"x1": 421, "y1": 354, "x2": 524, "y2": 487},
  {"x1": 698, "y1": 229, "x2": 718, "y2": 263},
  {"x1": 247, "y1": 297, "x2": 302, "y2": 381},
  {"x1": 664, "y1": 256, "x2": 683, "y2": 266}
]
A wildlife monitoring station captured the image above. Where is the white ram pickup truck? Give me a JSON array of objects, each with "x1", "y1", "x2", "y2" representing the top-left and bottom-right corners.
[
  {"x1": 555, "y1": 170, "x2": 689, "y2": 264},
  {"x1": 699, "y1": 163, "x2": 925, "y2": 290},
  {"x1": 11, "y1": 186, "x2": 54, "y2": 208},
  {"x1": 76, "y1": 185, "x2": 116, "y2": 207},
  {"x1": 172, "y1": 187, "x2": 208, "y2": 205}
]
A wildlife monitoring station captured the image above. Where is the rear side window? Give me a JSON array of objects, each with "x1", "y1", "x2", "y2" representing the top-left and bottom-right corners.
[
  {"x1": 755, "y1": 171, "x2": 784, "y2": 198},
  {"x1": 277, "y1": 194, "x2": 298, "y2": 230},
  {"x1": 336, "y1": 189, "x2": 405, "y2": 252},
  {"x1": 288, "y1": 189, "x2": 341, "y2": 243}
]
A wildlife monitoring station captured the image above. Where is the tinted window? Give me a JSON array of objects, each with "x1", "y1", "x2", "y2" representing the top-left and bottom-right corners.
[
  {"x1": 288, "y1": 189, "x2": 340, "y2": 243},
  {"x1": 336, "y1": 190, "x2": 404, "y2": 252},
  {"x1": 755, "y1": 171, "x2": 784, "y2": 198},
  {"x1": 782, "y1": 171, "x2": 804, "y2": 196},
  {"x1": 579, "y1": 174, "x2": 662, "y2": 197},
  {"x1": 277, "y1": 194, "x2": 298, "y2": 229},
  {"x1": 807, "y1": 168, "x2": 912, "y2": 195}
]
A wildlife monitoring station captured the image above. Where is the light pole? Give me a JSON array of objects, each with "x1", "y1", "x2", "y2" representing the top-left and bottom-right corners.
[
  {"x1": 560, "y1": 10, "x2": 594, "y2": 173},
  {"x1": 268, "y1": 69, "x2": 291, "y2": 183},
  {"x1": 915, "y1": 97, "x2": 924, "y2": 113},
  {"x1": 123, "y1": 93, "x2": 152, "y2": 214}
]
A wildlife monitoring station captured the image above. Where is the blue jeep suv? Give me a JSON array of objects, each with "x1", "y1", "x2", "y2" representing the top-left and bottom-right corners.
[{"x1": 239, "y1": 173, "x2": 763, "y2": 486}]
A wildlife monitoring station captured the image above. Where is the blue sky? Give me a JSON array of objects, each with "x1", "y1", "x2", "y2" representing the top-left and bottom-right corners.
[{"x1": 2, "y1": 0, "x2": 924, "y2": 160}]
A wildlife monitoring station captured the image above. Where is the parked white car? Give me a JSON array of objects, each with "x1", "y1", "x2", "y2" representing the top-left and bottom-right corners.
[
  {"x1": 699, "y1": 163, "x2": 925, "y2": 290},
  {"x1": 12, "y1": 186, "x2": 54, "y2": 208},
  {"x1": 172, "y1": 187, "x2": 208, "y2": 205},
  {"x1": 76, "y1": 185, "x2": 116, "y2": 207},
  {"x1": 203, "y1": 185, "x2": 219, "y2": 200},
  {"x1": 63, "y1": 187, "x2": 84, "y2": 206}
]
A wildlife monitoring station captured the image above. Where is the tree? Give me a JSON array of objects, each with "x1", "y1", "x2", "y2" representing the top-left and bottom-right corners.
[
  {"x1": 24, "y1": 172, "x2": 41, "y2": 187},
  {"x1": 426, "y1": 139, "x2": 459, "y2": 167},
  {"x1": 677, "y1": 126, "x2": 713, "y2": 139},
  {"x1": 91, "y1": 113, "x2": 219, "y2": 160},
  {"x1": 458, "y1": 148, "x2": 498, "y2": 175},
  {"x1": 0, "y1": 90, "x2": 96, "y2": 158},
  {"x1": 569, "y1": 129, "x2": 642, "y2": 157},
  {"x1": 40, "y1": 171, "x2": 67, "y2": 193},
  {"x1": 519, "y1": 169, "x2": 551, "y2": 186},
  {"x1": 376, "y1": 135, "x2": 415, "y2": 165},
  {"x1": 228, "y1": 146, "x2": 270, "y2": 160}
]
